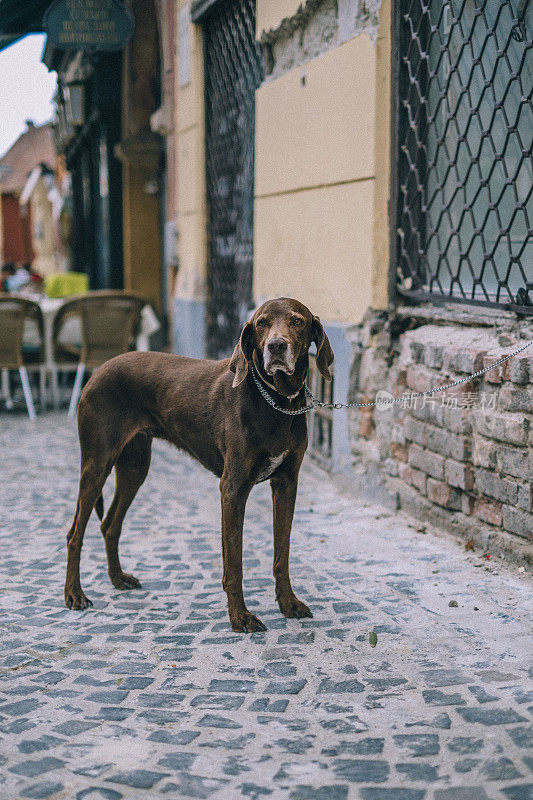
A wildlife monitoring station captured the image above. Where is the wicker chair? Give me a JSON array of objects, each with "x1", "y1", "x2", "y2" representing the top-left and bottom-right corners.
[
  {"x1": 53, "y1": 291, "x2": 145, "y2": 419},
  {"x1": 0, "y1": 296, "x2": 46, "y2": 420}
]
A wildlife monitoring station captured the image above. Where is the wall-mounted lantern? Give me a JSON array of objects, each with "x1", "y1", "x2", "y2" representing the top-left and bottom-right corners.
[{"x1": 64, "y1": 81, "x2": 85, "y2": 127}]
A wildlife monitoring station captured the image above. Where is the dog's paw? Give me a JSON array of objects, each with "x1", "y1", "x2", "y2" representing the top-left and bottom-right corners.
[
  {"x1": 230, "y1": 610, "x2": 267, "y2": 633},
  {"x1": 65, "y1": 588, "x2": 93, "y2": 610},
  {"x1": 110, "y1": 572, "x2": 141, "y2": 590},
  {"x1": 278, "y1": 595, "x2": 313, "y2": 620}
]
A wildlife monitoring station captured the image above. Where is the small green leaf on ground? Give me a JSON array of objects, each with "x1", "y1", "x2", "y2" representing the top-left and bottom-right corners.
[{"x1": 369, "y1": 630, "x2": 378, "y2": 647}]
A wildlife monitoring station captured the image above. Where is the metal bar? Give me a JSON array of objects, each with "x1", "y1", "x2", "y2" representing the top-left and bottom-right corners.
[{"x1": 395, "y1": 0, "x2": 532, "y2": 314}]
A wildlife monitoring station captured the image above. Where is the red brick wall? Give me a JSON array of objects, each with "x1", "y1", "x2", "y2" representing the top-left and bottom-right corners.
[
  {"x1": 1, "y1": 194, "x2": 32, "y2": 264},
  {"x1": 349, "y1": 314, "x2": 533, "y2": 558}
]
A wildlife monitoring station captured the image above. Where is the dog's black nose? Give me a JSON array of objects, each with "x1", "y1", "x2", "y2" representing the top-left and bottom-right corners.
[{"x1": 267, "y1": 338, "x2": 288, "y2": 355}]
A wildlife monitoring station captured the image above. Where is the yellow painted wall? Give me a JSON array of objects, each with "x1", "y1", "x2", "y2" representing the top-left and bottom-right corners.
[
  {"x1": 255, "y1": 180, "x2": 374, "y2": 321},
  {"x1": 257, "y1": 0, "x2": 303, "y2": 36},
  {"x1": 253, "y1": 35, "x2": 378, "y2": 323},
  {"x1": 173, "y1": 1, "x2": 207, "y2": 303}
]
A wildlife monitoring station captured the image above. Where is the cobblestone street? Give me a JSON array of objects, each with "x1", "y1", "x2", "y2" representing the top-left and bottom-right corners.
[{"x1": 1, "y1": 411, "x2": 532, "y2": 800}]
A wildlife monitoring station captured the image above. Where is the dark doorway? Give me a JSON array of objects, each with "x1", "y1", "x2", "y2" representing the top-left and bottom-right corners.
[{"x1": 197, "y1": 0, "x2": 263, "y2": 358}]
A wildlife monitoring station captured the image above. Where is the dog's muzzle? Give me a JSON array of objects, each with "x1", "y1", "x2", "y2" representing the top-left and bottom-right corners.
[{"x1": 263, "y1": 337, "x2": 295, "y2": 376}]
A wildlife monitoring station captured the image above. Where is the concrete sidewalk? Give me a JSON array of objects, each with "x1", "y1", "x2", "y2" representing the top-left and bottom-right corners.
[{"x1": 0, "y1": 412, "x2": 531, "y2": 800}]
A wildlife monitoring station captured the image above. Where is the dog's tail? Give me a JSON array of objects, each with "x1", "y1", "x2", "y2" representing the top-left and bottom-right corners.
[{"x1": 94, "y1": 495, "x2": 104, "y2": 521}]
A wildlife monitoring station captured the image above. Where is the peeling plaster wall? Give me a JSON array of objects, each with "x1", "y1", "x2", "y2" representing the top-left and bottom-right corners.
[{"x1": 259, "y1": 0, "x2": 383, "y2": 80}]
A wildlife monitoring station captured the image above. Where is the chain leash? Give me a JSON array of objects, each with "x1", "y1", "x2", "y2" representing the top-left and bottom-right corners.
[{"x1": 250, "y1": 339, "x2": 533, "y2": 416}]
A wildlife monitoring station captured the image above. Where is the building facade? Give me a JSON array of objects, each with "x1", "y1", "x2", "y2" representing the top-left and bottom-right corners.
[
  {"x1": 0, "y1": 121, "x2": 58, "y2": 272},
  {"x1": 171, "y1": 0, "x2": 532, "y2": 559},
  {"x1": 1, "y1": 1, "x2": 530, "y2": 556}
]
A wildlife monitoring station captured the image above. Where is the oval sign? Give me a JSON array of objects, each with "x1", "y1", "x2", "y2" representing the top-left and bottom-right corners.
[{"x1": 43, "y1": 0, "x2": 135, "y2": 52}]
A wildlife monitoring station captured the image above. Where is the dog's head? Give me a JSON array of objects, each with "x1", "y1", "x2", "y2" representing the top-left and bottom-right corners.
[{"x1": 229, "y1": 298, "x2": 334, "y2": 392}]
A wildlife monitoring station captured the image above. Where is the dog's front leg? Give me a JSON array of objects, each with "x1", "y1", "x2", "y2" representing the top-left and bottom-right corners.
[
  {"x1": 220, "y1": 472, "x2": 266, "y2": 633},
  {"x1": 271, "y1": 461, "x2": 313, "y2": 620}
]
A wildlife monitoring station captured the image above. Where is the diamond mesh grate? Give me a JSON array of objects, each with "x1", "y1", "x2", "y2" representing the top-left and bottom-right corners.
[
  {"x1": 396, "y1": 0, "x2": 532, "y2": 313},
  {"x1": 202, "y1": 0, "x2": 263, "y2": 358}
]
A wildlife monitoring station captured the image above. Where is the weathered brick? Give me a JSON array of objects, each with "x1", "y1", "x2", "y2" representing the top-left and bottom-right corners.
[
  {"x1": 406, "y1": 365, "x2": 436, "y2": 393},
  {"x1": 396, "y1": 368, "x2": 408, "y2": 391},
  {"x1": 502, "y1": 506, "x2": 533, "y2": 541},
  {"x1": 399, "y1": 462, "x2": 427, "y2": 495},
  {"x1": 427, "y1": 478, "x2": 462, "y2": 510},
  {"x1": 359, "y1": 407, "x2": 374, "y2": 439},
  {"x1": 474, "y1": 468, "x2": 519, "y2": 505},
  {"x1": 391, "y1": 423, "x2": 406, "y2": 446},
  {"x1": 472, "y1": 410, "x2": 529, "y2": 446},
  {"x1": 499, "y1": 384, "x2": 533, "y2": 413},
  {"x1": 425, "y1": 425, "x2": 472, "y2": 461},
  {"x1": 390, "y1": 442, "x2": 408, "y2": 462},
  {"x1": 445, "y1": 460, "x2": 475, "y2": 491},
  {"x1": 424, "y1": 342, "x2": 444, "y2": 369},
  {"x1": 462, "y1": 494, "x2": 476, "y2": 516},
  {"x1": 517, "y1": 483, "x2": 533, "y2": 512},
  {"x1": 409, "y1": 341, "x2": 425, "y2": 364},
  {"x1": 483, "y1": 355, "x2": 503, "y2": 384},
  {"x1": 384, "y1": 458, "x2": 399, "y2": 477},
  {"x1": 455, "y1": 347, "x2": 488, "y2": 375},
  {"x1": 443, "y1": 406, "x2": 472, "y2": 434},
  {"x1": 443, "y1": 345, "x2": 480, "y2": 374},
  {"x1": 409, "y1": 398, "x2": 445, "y2": 427},
  {"x1": 404, "y1": 417, "x2": 426, "y2": 446},
  {"x1": 473, "y1": 496, "x2": 503, "y2": 527},
  {"x1": 496, "y1": 444, "x2": 533, "y2": 480},
  {"x1": 408, "y1": 444, "x2": 445, "y2": 479},
  {"x1": 502, "y1": 356, "x2": 529, "y2": 385},
  {"x1": 472, "y1": 437, "x2": 498, "y2": 469}
]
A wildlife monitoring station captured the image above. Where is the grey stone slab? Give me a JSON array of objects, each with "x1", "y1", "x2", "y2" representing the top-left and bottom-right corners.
[
  {"x1": 147, "y1": 729, "x2": 200, "y2": 745},
  {"x1": 197, "y1": 714, "x2": 242, "y2": 728},
  {"x1": 288, "y1": 786, "x2": 348, "y2": 800},
  {"x1": 433, "y1": 790, "x2": 489, "y2": 800},
  {"x1": 359, "y1": 792, "x2": 425, "y2": 800},
  {"x1": 422, "y1": 690, "x2": 466, "y2": 706},
  {"x1": 333, "y1": 760, "x2": 390, "y2": 782},
  {"x1": 457, "y1": 708, "x2": 527, "y2": 726},
  {"x1": 52, "y1": 720, "x2": 99, "y2": 736},
  {"x1": 501, "y1": 786, "x2": 533, "y2": 800},
  {"x1": 392, "y1": 735, "x2": 440, "y2": 757},
  {"x1": 317, "y1": 678, "x2": 365, "y2": 694},
  {"x1": 107, "y1": 770, "x2": 169, "y2": 788},
  {"x1": 20, "y1": 782, "x2": 64, "y2": 799},
  {"x1": 263, "y1": 680, "x2": 307, "y2": 695},
  {"x1": 9, "y1": 756, "x2": 65, "y2": 777}
]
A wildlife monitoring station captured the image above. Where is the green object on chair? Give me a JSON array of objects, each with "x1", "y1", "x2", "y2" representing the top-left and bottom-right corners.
[{"x1": 45, "y1": 272, "x2": 89, "y2": 298}]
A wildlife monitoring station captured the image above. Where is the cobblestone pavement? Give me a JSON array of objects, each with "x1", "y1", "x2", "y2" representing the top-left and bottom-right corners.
[{"x1": 1, "y1": 411, "x2": 532, "y2": 800}]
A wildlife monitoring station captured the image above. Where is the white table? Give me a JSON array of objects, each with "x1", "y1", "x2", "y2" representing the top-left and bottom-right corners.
[{"x1": 19, "y1": 296, "x2": 161, "y2": 409}]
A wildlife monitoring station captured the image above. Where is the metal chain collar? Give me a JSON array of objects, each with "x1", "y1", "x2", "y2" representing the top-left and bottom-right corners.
[{"x1": 250, "y1": 340, "x2": 533, "y2": 416}]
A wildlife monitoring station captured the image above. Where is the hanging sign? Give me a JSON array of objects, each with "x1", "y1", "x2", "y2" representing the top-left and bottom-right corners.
[{"x1": 43, "y1": 0, "x2": 134, "y2": 51}]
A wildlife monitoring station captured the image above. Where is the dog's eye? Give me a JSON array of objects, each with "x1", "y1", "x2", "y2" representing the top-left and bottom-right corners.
[
  {"x1": 291, "y1": 316, "x2": 304, "y2": 326},
  {"x1": 256, "y1": 318, "x2": 267, "y2": 328}
]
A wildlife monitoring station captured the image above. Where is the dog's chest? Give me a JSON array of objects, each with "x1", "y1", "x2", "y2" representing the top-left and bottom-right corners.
[{"x1": 256, "y1": 450, "x2": 290, "y2": 483}]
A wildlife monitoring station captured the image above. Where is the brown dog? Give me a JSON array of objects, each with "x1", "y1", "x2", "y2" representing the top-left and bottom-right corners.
[{"x1": 64, "y1": 297, "x2": 334, "y2": 632}]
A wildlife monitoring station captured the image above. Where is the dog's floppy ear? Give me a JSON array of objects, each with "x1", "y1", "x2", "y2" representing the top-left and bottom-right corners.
[
  {"x1": 229, "y1": 321, "x2": 254, "y2": 387},
  {"x1": 311, "y1": 315, "x2": 334, "y2": 381}
]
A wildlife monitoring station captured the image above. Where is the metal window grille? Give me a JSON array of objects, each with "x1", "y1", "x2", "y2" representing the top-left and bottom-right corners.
[
  {"x1": 307, "y1": 355, "x2": 334, "y2": 464},
  {"x1": 395, "y1": 0, "x2": 533, "y2": 313},
  {"x1": 200, "y1": 0, "x2": 263, "y2": 358}
]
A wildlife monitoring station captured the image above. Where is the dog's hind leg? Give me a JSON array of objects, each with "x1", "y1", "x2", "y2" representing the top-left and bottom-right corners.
[
  {"x1": 101, "y1": 433, "x2": 152, "y2": 590},
  {"x1": 65, "y1": 456, "x2": 113, "y2": 610}
]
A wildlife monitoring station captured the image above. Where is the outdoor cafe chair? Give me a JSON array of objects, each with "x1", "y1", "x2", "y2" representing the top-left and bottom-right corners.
[
  {"x1": 0, "y1": 296, "x2": 46, "y2": 420},
  {"x1": 51, "y1": 291, "x2": 145, "y2": 419}
]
